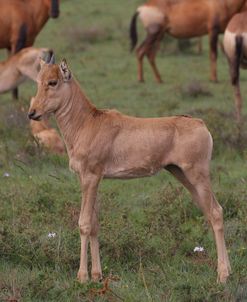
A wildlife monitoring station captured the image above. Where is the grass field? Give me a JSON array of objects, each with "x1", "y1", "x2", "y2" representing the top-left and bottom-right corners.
[{"x1": 0, "y1": 0, "x2": 247, "y2": 301}]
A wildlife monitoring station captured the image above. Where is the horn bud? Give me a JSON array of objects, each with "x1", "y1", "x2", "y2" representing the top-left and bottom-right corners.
[{"x1": 49, "y1": 53, "x2": 55, "y2": 65}]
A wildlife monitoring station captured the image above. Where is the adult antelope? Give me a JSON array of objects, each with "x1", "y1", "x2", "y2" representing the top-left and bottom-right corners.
[
  {"x1": 0, "y1": 47, "x2": 52, "y2": 94},
  {"x1": 130, "y1": 0, "x2": 246, "y2": 83},
  {"x1": 28, "y1": 56, "x2": 231, "y2": 283},
  {"x1": 223, "y1": 11, "x2": 247, "y2": 121},
  {"x1": 0, "y1": 0, "x2": 60, "y2": 98}
]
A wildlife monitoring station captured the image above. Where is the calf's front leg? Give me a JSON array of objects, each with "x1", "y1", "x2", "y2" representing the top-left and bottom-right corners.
[
  {"x1": 90, "y1": 199, "x2": 102, "y2": 281},
  {"x1": 77, "y1": 173, "x2": 101, "y2": 283}
]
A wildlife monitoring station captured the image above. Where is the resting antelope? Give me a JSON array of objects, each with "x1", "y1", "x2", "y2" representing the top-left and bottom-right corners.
[
  {"x1": 28, "y1": 55, "x2": 231, "y2": 284},
  {"x1": 223, "y1": 11, "x2": 247, "y2": 121},
  {"x1": 130, "y1": 0, "x2": 247, "y2": 83},
  {"x1": 0, "y1": 47, "x2": 52, "y2": 94},
  {"x1": 0, "y1": 0, "x2": 60, "y2": 98},
  {"x1": 30, "y1": 118, "x2": 65, "y2": 155}
]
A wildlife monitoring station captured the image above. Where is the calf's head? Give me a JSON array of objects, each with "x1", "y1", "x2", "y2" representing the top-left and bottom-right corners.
[{"x1": 28, "y1": 55, "x2": 72, "y2": 121}]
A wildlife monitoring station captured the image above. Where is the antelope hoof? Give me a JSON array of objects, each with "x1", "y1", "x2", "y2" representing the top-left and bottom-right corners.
[
  {"x1": 91, "y1": 271, "x2": 103, "y2": 282},
  {"x1": 77, "y1": 271, "x2": 89, "y2": 283},
  {"x1": 156, "y1": 78, "x2": 163, "y2": 84},
  {"x1": 138, "y1": 78, "x2": 145, "y2": 83},
  {"x1": 217, "y1": 270, "x2": 229, "y2": 284}
]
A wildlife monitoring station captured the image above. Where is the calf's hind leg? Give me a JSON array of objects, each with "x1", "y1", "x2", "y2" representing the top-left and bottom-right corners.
[{"x1": 166, "y1": 164, "x2": 230, "y2": 283}]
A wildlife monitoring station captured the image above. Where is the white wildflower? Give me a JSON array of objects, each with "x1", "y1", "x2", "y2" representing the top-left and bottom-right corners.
[
  {"x1": 48, "y1": 232, "x2": 56, "y2": 238},
  {"x1": 194, "y1": 246, "x2": 204, "y2": 252},
  {"x1": 3, "y1": 172, "x2": 10, "y2": 177}
]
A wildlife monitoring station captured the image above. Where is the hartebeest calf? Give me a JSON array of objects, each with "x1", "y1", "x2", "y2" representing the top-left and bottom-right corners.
[
  {"x1": 0, "y1": 47, "x2": 51, "y2": 94},
  {"x1": 130, "y1": 0, "x2": 247, "y2": 83},
  {"x1": 223, "y1": 11, "x2": 247, "y2": 122},
  {"x1": 28, "y1": 55, "x2": 231, "y2": 283}
]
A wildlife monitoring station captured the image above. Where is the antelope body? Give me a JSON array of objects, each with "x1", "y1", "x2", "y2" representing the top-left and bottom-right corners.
[
  {"x1": 223, "y1": 11, "x2": 247, "y2": 121},
  {"x1": 28, "y1": 57, "x2": 231, "y2": 284},
  {"x1": 130, "y1": 0, "x2": 246, "y2": 83},
  {"x1": 0, "y1": 47, "x2": 51, "y2": 94}
]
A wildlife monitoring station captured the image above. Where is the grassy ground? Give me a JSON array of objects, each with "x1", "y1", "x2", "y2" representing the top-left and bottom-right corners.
[{"x1": 0, "y1": 0, "x2": 247, "y2": 301}]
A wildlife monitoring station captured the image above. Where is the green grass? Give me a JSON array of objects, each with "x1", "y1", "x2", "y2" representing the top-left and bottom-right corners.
[{"x1": 0, "y1": 0, "x2": 247, "y2": 301}]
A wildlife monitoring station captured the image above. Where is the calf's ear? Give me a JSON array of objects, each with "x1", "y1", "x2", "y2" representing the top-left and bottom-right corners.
[{"x1": 59, "y1": 59, "x2": 72, "y2": 82}]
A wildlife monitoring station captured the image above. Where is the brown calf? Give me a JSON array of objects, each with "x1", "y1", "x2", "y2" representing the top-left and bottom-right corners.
[{"x1": 28, "y1": 56, "x2": 230, "y2": 284}]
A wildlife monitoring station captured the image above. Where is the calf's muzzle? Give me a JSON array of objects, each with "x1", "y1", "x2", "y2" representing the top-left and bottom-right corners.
[{"x1": 28, "y1": 109, "x2": 42, "y2": 121}]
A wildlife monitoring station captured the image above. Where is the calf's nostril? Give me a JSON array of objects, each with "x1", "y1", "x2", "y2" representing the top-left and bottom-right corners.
[{"x1": 28, "y1": 109, "x2": 36, "y2": 119}]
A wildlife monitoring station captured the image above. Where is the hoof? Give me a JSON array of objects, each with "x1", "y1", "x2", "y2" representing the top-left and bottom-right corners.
[
  {"x1": 217, "y1": 271, "x2": 229, "y2": 284},
  {"x1": 77, "y1": 271, "x2": 89, "y2": 283},
  {"x1": 91, "y1": 272, "x2": 103, "y2": 282}
]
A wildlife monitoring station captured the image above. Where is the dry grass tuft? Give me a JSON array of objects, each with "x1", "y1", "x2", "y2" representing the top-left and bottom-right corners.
[
  {"x1": 180, "y1": 80, "x2": 212, "y2": 98},
  {"x1": 65, "y1": 26, "x2": 110, "y2": 48}
]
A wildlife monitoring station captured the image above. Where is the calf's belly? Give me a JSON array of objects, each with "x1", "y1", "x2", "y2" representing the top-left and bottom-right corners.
[{"x1": 103, "y1": 164, "x2": 162, "y2": 179}]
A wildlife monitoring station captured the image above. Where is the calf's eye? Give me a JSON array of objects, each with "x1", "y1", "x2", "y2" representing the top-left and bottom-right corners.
[{"x1": 48, "y1": 80, "x2": 58, "y2": 87}]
